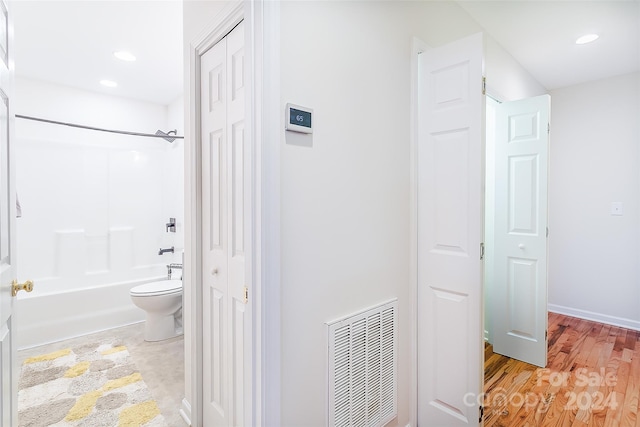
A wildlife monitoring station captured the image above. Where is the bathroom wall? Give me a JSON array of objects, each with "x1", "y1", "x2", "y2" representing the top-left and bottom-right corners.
[
  {"x1": 15, "y1": 77, "x2": 184, "y2": 348},
  {"x1": 164, "y1": 95, "x2": 185, "y2": 263}
]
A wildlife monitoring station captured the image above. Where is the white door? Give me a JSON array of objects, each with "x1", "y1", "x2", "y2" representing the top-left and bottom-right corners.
[
  {"x1": 417, "y1": 33, "x2": 484, "y2": 426},
  {"x1": 0, "y1": 0, "x2": 16, "y2": 424},
  {"x1": 201, "y1": 21, "x2": 249, "y2": 426},
  {"x1": 492, "y1": 95, "x2": 550, "y2": 368}
]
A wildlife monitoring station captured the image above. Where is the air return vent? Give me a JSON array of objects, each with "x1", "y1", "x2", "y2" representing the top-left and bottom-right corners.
[{"x1": 327, "y1": 299, "x2": 397, "y2": 427}]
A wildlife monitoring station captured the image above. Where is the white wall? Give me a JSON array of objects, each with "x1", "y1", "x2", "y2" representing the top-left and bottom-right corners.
[
  {"x1": 182, "y1": 1, "x2": 547, "y2": 425},
  {"x1": 278, "y1": 1, "x2": 545, "y2": 425},
  {"x1": 484, "y1": 37, "x2": 547, "y2": 102},
  {"x1": 15, "y1": 77, "x2": 184, "y2": 346},
  {"x1": 548, "y1": 72, "x2": 640, "y2": 329},
  {"x1": 279, "y1": 3, "x2": 412, "y2": 423},
  {"x1": 165, "y1": 95, "x2": 185, "y2": 260}
]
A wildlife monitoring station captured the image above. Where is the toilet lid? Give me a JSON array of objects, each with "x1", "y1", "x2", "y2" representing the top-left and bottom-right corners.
[{"x1": 131, "y1": 279, "x2": 182, "y2": 297}]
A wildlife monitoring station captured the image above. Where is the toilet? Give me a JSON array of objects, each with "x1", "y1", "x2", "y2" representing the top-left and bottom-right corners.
[{"x1": 130, "y1": 279, "x2": 183, "y2": 341}]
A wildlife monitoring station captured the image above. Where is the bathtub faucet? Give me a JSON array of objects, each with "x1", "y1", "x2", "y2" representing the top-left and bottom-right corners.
[
  {"x1": 167, "y1": 263, "x2": 183, "y2": 279},
  {"x1": 158, "y1": 246, "x2": 174, "y2": 255}
]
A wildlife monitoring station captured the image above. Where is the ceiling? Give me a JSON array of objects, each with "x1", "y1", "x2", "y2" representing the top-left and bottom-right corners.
[
  {"x1": 457, "y1": 0, "x2": 639, "y2": 90},
  {"x1": 10, "y1": 1, "x2": 640, "y2": 106},
  {"x1": 12, "y1": 1, "x2": 183, "y2": 106}
]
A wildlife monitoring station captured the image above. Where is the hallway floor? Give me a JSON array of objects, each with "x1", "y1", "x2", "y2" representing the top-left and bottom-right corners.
[
  {"x1": 484, "y1": 312, "x2": 640, "y2": 427},
  {"x1": 18, "y1": 322, "x2": 186, "y2": 427}
]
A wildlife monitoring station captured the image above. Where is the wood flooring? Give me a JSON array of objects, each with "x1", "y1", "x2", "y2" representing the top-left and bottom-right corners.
[{"x1": 484, "y1": 312, "x2": 640, "y2": 427}]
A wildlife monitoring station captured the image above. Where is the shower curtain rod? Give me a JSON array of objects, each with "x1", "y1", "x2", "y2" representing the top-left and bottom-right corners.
[{"x1": 15, "y1": 114, "x2": 185, "y2": 140}]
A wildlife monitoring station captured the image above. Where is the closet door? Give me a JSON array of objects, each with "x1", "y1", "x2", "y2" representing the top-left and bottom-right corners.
[
  {"x1": 201, "y1": 21, "x2": 246, "y2": 427},
  {"x1": 492, "y1": 94, "x2": 550, "y2": 368},
  {"x1": 417, "y1": 33, "x2": 484, "y2": 427}
]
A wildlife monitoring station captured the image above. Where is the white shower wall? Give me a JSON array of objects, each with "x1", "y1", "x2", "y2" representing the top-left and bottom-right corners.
[{"x1": 15, "y1": 78, "x2": 184, "y2": 348}]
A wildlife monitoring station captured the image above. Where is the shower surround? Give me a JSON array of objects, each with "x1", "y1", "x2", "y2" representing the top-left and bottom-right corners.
[{"x1": 14, "y1": 78, "x2": 184, "y2": 349}]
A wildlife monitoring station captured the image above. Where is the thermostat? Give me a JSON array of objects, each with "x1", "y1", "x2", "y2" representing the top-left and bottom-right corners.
[{"x1": 285, "y1": 103, "x2": 313, "y2": 134}]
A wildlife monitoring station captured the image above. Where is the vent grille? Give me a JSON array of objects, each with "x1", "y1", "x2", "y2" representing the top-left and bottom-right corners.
[{"x1": 327, "y1": 300, "x2": 397, "y2": 427}]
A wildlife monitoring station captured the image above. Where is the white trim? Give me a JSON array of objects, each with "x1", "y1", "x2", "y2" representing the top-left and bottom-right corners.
[
  {"x1": 184, "y1": 32, "x2": 202, "y2": 427},
  {"x1": 246, "y1": 2, "x2": 261, "y2": 425},
  {"x1": 259, "y1": 1, "x2": 281, "y2": 425},
  {"x1": 179, "y1": 398, "x2": 192, "y2": 426},
  {"x1": 409, "y1": 36, "x2": 429, "y2": 427},
  {"x1": 548, "y1": 304, "x2": 640, "y2": 332}
]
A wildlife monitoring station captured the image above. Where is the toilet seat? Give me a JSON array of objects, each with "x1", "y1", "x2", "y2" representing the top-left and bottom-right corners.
[{"x1": 130, "y1": 280, "x2": 182, "y2": 297}]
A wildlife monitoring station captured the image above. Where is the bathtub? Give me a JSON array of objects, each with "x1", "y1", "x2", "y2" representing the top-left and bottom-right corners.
[{"x1": 16, "y1": 272, "x2": 167, "y2": 349}]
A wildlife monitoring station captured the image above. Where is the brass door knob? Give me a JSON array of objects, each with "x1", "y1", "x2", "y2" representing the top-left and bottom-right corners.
[{"x1": 11, "y1": 280, "x2": 33, "y2": 297}]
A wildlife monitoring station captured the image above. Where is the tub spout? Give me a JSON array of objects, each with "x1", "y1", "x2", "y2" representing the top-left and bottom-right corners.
[{"x1": 158, "y1": 246, "x2": 174, "y2": 255}]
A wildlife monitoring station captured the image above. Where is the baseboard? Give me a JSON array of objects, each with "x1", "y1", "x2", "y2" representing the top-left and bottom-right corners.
[
  {"x1": 548, "y1": 304, "x2": 640, "y2": 331},
  {"x1": 180, "y1": 398, "x2": 192, "y2": 426}
]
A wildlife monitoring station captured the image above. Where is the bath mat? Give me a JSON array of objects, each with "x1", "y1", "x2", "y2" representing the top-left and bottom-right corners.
[{"x1": 18, "y1": 342, "x2": 168, "y2": 427}]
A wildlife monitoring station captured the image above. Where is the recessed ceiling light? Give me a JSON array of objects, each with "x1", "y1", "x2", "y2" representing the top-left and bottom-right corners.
[
  {"x1": 100, "y1": 79, "x2": 118, "y2": 88},
  {"x1": 113, "y1": 50, "x2": 136, "y2": 62},
  {"x1": 576, "y1": 34, "x2": 599, "y2": 45}
]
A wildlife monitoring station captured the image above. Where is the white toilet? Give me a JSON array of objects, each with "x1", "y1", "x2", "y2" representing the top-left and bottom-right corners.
[{"x1": 130, "y1": 279, "x2": 183, "y2": 341}]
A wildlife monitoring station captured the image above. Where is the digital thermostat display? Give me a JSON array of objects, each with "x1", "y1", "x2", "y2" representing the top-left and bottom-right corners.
[{"x1": 285, "y1": 103, "x2": 313, "y2": 134}]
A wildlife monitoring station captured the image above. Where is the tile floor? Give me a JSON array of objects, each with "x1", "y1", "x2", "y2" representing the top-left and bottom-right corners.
[{"x1": 17, "y1": 322, "x2": 186, "y2": 427}]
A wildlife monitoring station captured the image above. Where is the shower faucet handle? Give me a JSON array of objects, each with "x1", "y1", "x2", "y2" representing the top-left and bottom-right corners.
[{"x1": 166, "y1": 218, "x2": 176, "y2": 233}]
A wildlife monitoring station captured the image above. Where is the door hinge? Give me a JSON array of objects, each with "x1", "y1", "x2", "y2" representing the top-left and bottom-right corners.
[
  {"x1": 479, "y1": 405, "x2": 484, "y2": 422},
  {"x1": 547, "y1": 123, "x2": 550, "y2": 133},
  {"x1": 546, "y1": 227, "x2": 549, "y2": 237},
  {"x1": 243, "y1": 286, "x2": 248, "y2": 304},
  {"x1": 480, "y1": 242, "x2": 485, "y2": 260},
  {"x1": 545, "y1": 330, "x2": 548, "y2": 340},
  {"x1": 482, "y1": 77, "x2": 486, "y2": 95}
]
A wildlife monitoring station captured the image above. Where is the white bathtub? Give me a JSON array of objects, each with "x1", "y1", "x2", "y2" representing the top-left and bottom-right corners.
[{"x1": 16, "y1": 274, "x2": 166, "y2": 349}]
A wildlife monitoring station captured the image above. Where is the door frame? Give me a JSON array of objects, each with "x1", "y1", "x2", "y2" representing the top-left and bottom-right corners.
[
  {"x1": 409, "y1": 36, "x2": 429, "y2": 426},
  {"x1": 184, "y1": 1, "x2": 281, "y2": 426}
]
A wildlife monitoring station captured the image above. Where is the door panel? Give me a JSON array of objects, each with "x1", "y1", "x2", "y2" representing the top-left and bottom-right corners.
[
  {"x1": 492, "y1": 95, "x2": 549, "y2": 368},
  {"x1": 231, "y1": 122, "x2": 244, "y2": 256},
  {"x1": 201, "y1": 21, "x2": 246, "y2": 427},
  {"x1": 509, "y1": 155, "x2": 538, "y2": 234},
  {"x1": 433, "y1": 130, "x2": 470, "y2": 254},
  {"x1": 231, "y1": 299, "x2": 245, "y2": 425},
  {"x1": 417, "y1": 33, "x2": 484, "y2": 426},
  {"x1": 209, "y1": 130, "x2": 223, "y2": 250}
]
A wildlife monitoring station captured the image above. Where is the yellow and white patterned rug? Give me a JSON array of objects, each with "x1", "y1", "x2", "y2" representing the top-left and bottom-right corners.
[{"x1": 18, "y1": 342, "x2": 167, "y2": 427}]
